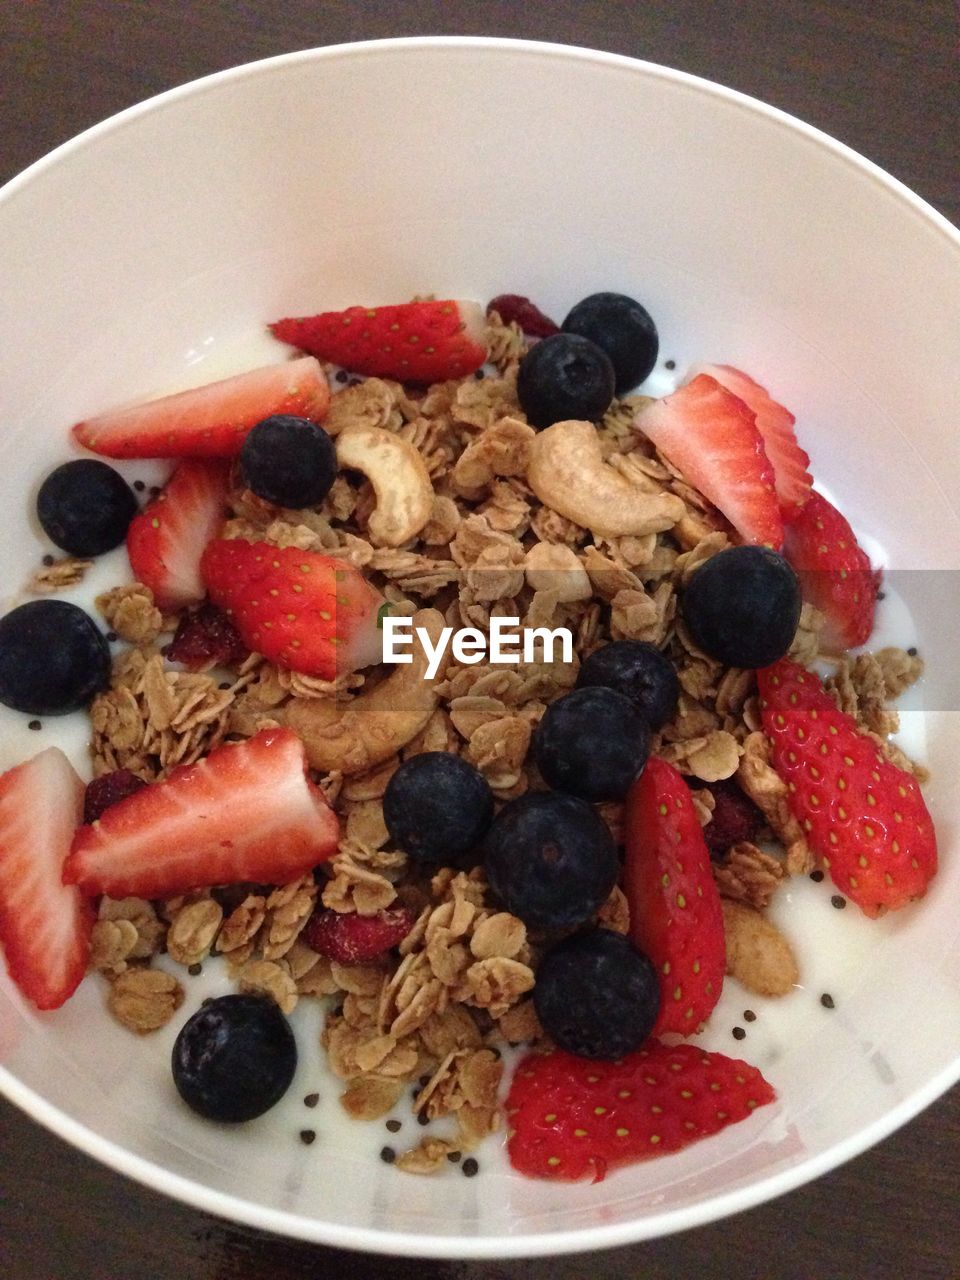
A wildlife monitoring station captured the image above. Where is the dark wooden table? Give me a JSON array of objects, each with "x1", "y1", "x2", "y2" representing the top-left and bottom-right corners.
[{"x1": 1, "y1": 3, "x2": 958, "y2": 1277}]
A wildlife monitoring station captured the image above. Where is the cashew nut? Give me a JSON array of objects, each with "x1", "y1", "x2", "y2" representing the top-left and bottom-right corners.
[
  {"x1": 524, "y1": 541, "x2": 592, "y2": 602},
  {"x1": 526, "y1": 419, "x2": 685, "y2": 538},
  {"x1": 452, "y1": 415, "x2": 536, "y2": 499},
  {"x1": 335, "y1": 425, "x2": 434, "y2": 547},
  {"x1": 286, "y1": 609, "x2": 448, "y2": 774}
]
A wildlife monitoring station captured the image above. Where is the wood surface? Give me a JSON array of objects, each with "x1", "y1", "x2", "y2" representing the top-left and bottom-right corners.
[{"x1": 0, "y1": 3, "x2": 958, "y2": 1277}]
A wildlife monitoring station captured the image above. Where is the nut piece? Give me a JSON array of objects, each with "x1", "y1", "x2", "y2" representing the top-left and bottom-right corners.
[
  {"x1": 452, "y1": 416, "x2": 536, "y2": 499},
  {"x1": 722, "y1": 899, "x2": 799, "y2": 996},
  {"x1": 336, "y1": 425, "x2": 434, "y2": 547},
  {"x1": 287, "y1": 608, "x2": 448, "y2": 774},
  {"x1": 524, "y1": 541, "x2": 592, "y2": 602},
  {"x1": 526, "y1": 419, "x2": 685, "y2": 538}
]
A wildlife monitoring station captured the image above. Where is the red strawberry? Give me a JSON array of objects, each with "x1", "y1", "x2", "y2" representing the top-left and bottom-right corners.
[
  {"x1": 64, "y1": 727, "x2": 338, "y2": 899},
  {"x1": 126, "y1": 459, "x2": 230, "y2": 611},
  {"x1": 782, "y1": 490, "x2": 880, "y2": 652},
  {"x1": 486, "y1": 294, "x2": 560, "y2": 338},
  {"x1": 693, "y1": 364, "x2": 812, "y2": 516},
  {"x1": 200, "y1": 538, "x2": 385, "y2": 678},
  {"x1": 73, "y1": 356, "x2": 329, "y2": 459},
  {"x1": 0, "y1": 748, "x2": 91, "y2": 1010},
  {"x1": 83, "y1": 768, "x2": 148, "y2": 824},
  {"x1": 636, "y1": 374, "x2": 783, "y2": 548},
  {"x1": 506, "y1": 1041, "x2": 775, "y2": 1182},
  {"x1": 758, "y1": 659, "x2": 937, "y2": 916},
  {"x1": 623, "y1": 758, "x2": 725, "y2": 1034},
  {"x1": 165, "y1": 601, "x2": 248, "y2": 671},
  {"x1": 303, "y1": 905, "x2": 415, "y2": 965},
  {"x1": 270, "y1": 299, "x2": 488, "y2": 383}
]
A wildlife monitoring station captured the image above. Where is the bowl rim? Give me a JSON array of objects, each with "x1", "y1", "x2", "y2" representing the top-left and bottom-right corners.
[{"x1": 1, "y1": 33, "x2": 959, "y2": 1259}]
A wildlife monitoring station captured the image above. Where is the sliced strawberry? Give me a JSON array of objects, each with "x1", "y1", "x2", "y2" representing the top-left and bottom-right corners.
[
  {"x1": 623, "y1": 759, "x2": 725, "y2": 1034},
  {"x1": 303, "y1": 906, "x2": 415, "y2": 965},
  {"x1": 506, "y1": 1041, "x2": 776, "y2": 1182},
  {"x1": 64, "y1": 727, "x2": 338, "y2": 899},
  {"x1": 270, "y1": 299, "x2": 487, "y2": 383},
  {"x1": 758, "y1": 659, "x2": 937, "y2": 916},
  {"x1": 693, "y1": 364, "x2": 812, "y2": 517},
  {"x1": 165, "y1": 601, "x2": 248, "y2": 671},
  {"x1": 782, "y1": 490, "x2": 879, "y2": 652},
  {"x1": 486, "y1": 294, "x2": 560, "y2": 338},
  {"x1": 126, "y1": 459, "x2": 230, "y2": 611},
  {"x1": 200, "y1": 538, "x2": 385, "y2": 678},
  {"x1": 635, "y1": 374, "x2": 783, "y2": 548},
  {"x1": 0, "y1": 748, "x2": 91, "y2": 1010},
  {"x1": 73, "y1": 357, "x2": 329, "y2": 459}
]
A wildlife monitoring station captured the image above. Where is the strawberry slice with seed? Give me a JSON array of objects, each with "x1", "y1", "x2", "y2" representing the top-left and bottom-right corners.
[
  {"x1": 73, "y1": 357, "x2": 329, "y2": 459},
  {"x1": 64, "y1": 727, "x2": 338, "y2": 899},
  {"x1": 270, "y1": 299, "x2": 488, "y2": 383},
  {"x1": 506, "y1": 1041, "x2": 776, "y2": 1182},
  {"x1": 0, "y1": 747, "x2": 91, "y2": 1010}
]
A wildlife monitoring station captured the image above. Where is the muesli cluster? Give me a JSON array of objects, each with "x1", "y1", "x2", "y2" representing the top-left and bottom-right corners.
[{"x1": 0, "y1": 290, "x2": 935, "y2": 1182}]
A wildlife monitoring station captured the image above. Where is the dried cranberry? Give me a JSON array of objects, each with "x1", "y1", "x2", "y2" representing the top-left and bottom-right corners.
[
  {"x1": 166, "y1": 602, "x2": 247, "y2": 671},
  {"x1": 84, "y1": 769, "x2": 148, "y2": 824},
  {"x1": 702, "y1": 780, "x2": 764, "y2": 859},
  {"x1": 303, "y1": 906, "x2": 416, "y2": 965},
  {"x1": 487, "y1": 294, "x2": 560, "y2": 338}
]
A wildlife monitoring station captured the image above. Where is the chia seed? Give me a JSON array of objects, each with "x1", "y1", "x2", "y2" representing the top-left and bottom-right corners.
[
  {"x1": 474, "y1": 368, "x2": 485, "y2": 380},
  {"x1": 743, "y1": 1009, "x2": 757, "y2": 1022},
  {"x1": 385, "y1": 1118, "x2": 402, "y2": 1133},
  {"x1": 820, "y1": 992, "x2": 836, "y2": 1009},
  {"x1": 380, "y1": 1145, "x2": 396, "y2": 1164},
  {"x1": 304, "y1": 1093, "x2": 320, "y2": 1108},
  {"x1": 299, "y1": 1129, "x2": 316, "y2": 1145},
  {"x1": 447, "y1": 1150, "x2": 462, "y2": 1163},
  {"x1": 149, "y1": 486, "x2": 162, "y2": 498},
  {"x1": 187, "y1": 963, "x2": 202, "y2": 976},
  {"x1": 42, "y1": 554, "x2": 55, "y2": 567},
  {"x1": 907, "y1": 646, "x2": 918, "y2": 657},
  {"x1": 810, "y1": 869, "x2": 824, "y2": 883},
  {"x1": 133, "y1": 480, "x2": 146, "y2": 492},
  {"x1": 732, "y1": 1026, "x2": 746, "y2": 1041},
  {"x1": 417, "y1": 1112, "x2": 430, "y2": 1126},
  {"x1": 831, "y1": 895, "x2": 847, "y2": 910},
  {"x1": 27, "y1": 720, "x2": 41, "y2": 731},
  {"x1": 335, "y1": 369, "x2": 349, "y2": 384},
  {"x1": 106, "y1": 631, "x2": 118, "y2": 643},
  {"x1": 664, "y1": 359, "x2": 676, "y2": 370},
  {"x1": 461, "y1": 1158, "x2": 479, "y2": 1177}
]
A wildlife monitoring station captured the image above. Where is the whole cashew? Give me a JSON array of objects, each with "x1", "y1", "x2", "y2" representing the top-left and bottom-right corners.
[
  {"x1": 335, "y1": 425, "x2": 434, "y2": 547},
  {"x1": 286, "y1": 608, "x2": 448, "y2": 774},
  {"x1": 526, "y1": 419, "x2": 685, "y2": 538}
]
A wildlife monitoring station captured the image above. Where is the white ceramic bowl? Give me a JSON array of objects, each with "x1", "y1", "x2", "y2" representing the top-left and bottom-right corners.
[{"x1": 1, "y1": 37, "x2": 960, "y2": 1258}]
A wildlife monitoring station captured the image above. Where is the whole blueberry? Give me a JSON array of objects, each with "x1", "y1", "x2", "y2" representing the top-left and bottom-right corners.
[
  {"x1": 172, "y1": 994, "x2": 297, "y2": 1123},
  {"x1": 383, "y1": 752, "x2": 494, "y2": 866},
  {"x1": 576, "y1": 640, "x2": 679, "y2": 731},
  {"x1": 0, "y1": 600, "x2": 110, "y2": 715},
  {"x1": 534, "y1": 686, "x2": 651, "y2": 802},
  {"x1": 534, "y1": 928, "x2": 661, "y2": 1059},
  {"x1": 517, "y1": 332, "x2": 615, "y2": 429},
  {"x1": 562, "y1": 291, "x2": 660, "y2": 392},
  {"x1": 682, "y1": 545, "x2": 802, "y2": 668},
  {"x1": 240, "y1": 415, "x2": 337, "y2": 509},
  {"x1": 483, "y1": 791, "x2": 618, "y2": 931},
  {"x1": 37, "y1": 459, "x2": 138, "y2": 556}
]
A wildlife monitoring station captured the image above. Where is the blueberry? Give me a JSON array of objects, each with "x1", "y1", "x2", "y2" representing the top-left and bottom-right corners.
[
  {"x1": 562, "y1": 291, "x2": 659, "y2": 393},
  {"x1": 516, "y1": 333, "x2": 615, "y2": 429},
  {"x1": 383, "y1": 752, "x2": 494, "y2": 866},
  {"x1": 534, "y1": 686, "x2": 651, "y2": 802},
  {"x1": 172, "y1": 994, "x2": 297, "y2": 1123},
  {"x1": 682, "y1": 545, "x2": 802, "y2": 668},
  {"x1": 533, "y1": 928, "x2": 660, "y2": 1059},
  {"x1": 483, "y1": 791, "x2": 618, "y2": 930},
  {"x1": 0, "y1": 600, "x2": 110, "y2": 715},
  {"x1": 239, "y1": 415, "x2": 337, "y2": 509},
  {"x1": 36, "y1": 459, "x2": 138, "y2": 556},
  {"x1": 576, "y1": 640, "x2": 679, "y2": 730}
]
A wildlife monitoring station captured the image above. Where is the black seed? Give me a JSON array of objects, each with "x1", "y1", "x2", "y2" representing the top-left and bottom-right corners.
[
  {"x1": 106, "y1": 631, "x2": 118, "y2": 643},
  {"x1": 149, "y1": 486, "x2": 162, "y2": 498},
  {"x1": 304, "y1": 1093, "x2": 320, "y2": 1108},
  {"x1": 134, "y1": 480, "x2": 146, "y2": 492},
  {"x1": 417, "y1": 1112, "x2": 430, "y2": 1126},
  {"x1": 447, "y1": 1150, "x2": 462, "y2": 1163},
  {"x1": 335, "y1": 369, "x2": 349, "y2": 384},
  {"x1": 187, "y1": 963, "x2": 202, "y2": 976},
  {"x1": 219, "y1": 681, "x2": 231, "y2": 690},
  {"x1": 664, "y1": 359, "x2": 676, "y2": 370},
  {"x1": 380, "y1": 1145, "x2": 396, "y2": 1164},
  {"x1": 299, "y1": 1129, "x2": 316, "y2": 1145},
  {"x1": 474, "y1": 368, "x2": 485, "y2": 380},
  {"x1": 42, "y1": 554, "x2": 55, "y2": 567},
  {"x1": 831, "y1": 895, "x2": 847, "y2": 910},
  {"x1": 732, "y1": 1026, "x2": 746, "y2": 1041},
  {"x1": 28, "y1": 720, "x2": 41, "y2": 731},
  {"x1": 419, "y1": 1074, "x2": 431, "y2": 1087},
  {"x1": 810, "y1": 869, "x2": 824, "y2": 882},
  {"x1": 461, "y1": 1158, "x2": 479, "y2": 1177},
  {"x1": 820, "y1": 992, "x2": 836, "y2": 1009},
  {"x1": 385, "y1": 1118, "x2": 402, "y2": 1133},
  {"x1": 907, "y1": 646, "x2": 918, "y2": 657},
  {"x1": 743, "y1": 1009, "x2": 757, "y2": 1022}
]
